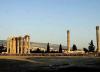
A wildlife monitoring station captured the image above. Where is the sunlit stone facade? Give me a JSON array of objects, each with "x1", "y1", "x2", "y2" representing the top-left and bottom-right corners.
[{"x1": 7, "y1": 35, "x2": 30, "y2": 54}]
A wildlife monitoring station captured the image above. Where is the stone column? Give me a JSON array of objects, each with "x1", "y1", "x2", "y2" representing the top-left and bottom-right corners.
[
  {"x1": 24, "y1": 36, "x2": 27, "y2": 54},
  {"x1": 16, "y1": 37, "x2": 19, "y2": 54},
  {"x1": 19, "y1": 37, "x2": 23, "y2": 54},
  {"x1": 23, "y1": 38, "x2": 25, "y2": 54},
  {"x1": 19, "y1": 37, "x2": 21, "y2": 54},
  {"x1": 24, "y1": 35, "x2": 30, "y2": 54},
  {"x1": 28, "y1": 36, "x2": 30, "y2": 54},
  {"x1": 12, "y1": 38, "x2": 14, "y2": 54},
  {"x1": 96, "y1": 26, "x2": 100, "y2": 53},
  {"x1": 27, "y1": 36, "x2": 30, "y2": 54},
  {"x1": 67, "y1": 30, "x2": 70, "y2": 52},
  {"x1": 12, "y1": 37, "x2": 16, "y2": 54}
]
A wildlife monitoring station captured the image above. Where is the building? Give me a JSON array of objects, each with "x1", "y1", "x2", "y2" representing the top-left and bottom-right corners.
[{"x1": 7, "y1": 35, "x2": 30, "y2": 54}]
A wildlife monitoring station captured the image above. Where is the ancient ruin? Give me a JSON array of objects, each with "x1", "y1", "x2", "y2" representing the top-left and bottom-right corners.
[
  {"x1": 67, "y1": 30, "x2": 70, "y2": 52},
  {"x1": 96, "y1": 26, "x2": 100, "y2": 53},
  {"x1": 7, "y1": 35, "x2": 30, "y2": 54}
]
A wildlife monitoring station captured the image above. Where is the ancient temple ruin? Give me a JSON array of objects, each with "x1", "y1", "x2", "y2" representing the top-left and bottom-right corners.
[{"x1": 7, "y1": 35, "x2": 30, "y2": 54}]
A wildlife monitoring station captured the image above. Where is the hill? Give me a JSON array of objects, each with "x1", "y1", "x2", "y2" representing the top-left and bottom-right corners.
[{"x1": 0, "y1": 40, "x2": 67, "y2": 50}]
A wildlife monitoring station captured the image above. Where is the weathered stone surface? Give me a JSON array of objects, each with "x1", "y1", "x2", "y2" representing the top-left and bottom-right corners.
[{"x1": 6, "y1": 35, "x2": 30, "y2": 54}]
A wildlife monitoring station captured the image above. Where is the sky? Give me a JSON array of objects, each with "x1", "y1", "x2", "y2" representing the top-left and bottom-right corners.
[{"x1": 0, "y1": 0, "x2": 100, "y2": 49}]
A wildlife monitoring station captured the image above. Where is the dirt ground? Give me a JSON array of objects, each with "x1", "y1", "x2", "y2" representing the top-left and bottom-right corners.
[{"x1": 0, "y1": 56, "x2": 100, "y2": 72}]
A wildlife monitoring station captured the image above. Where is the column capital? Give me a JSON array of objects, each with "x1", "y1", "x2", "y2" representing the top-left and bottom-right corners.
[
  {"x1": 96, "y1": 26, "x2": 99, "y2": 30},
  {"x1": 67, "y1": 30, "x2": 70, "y2": 32}
]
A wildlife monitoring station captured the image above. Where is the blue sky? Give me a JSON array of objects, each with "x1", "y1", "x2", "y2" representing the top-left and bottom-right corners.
[{"x1": 0, "y1": 0, "x2": 100, "y2": 49}]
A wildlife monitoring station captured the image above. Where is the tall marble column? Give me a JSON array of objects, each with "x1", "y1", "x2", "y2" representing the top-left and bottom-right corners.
[
  {"x1": 18, "y1": 37, "x2": 20, "y2": 54},
  {"x1": 12, "y1": 37, "x2": 16, "y2": 54},
  {"x1": 67, "y1": 30, "x2": 70, "y2": 52},
  {"x1": 14, "y1": 37, "x2": 17, "y2": 54},
  {"x1": 96, "y1": 26, "x2": 100, "y2": 53},
  {"x1": 23, "y1": 38, "x2": 25, "y2": 54},
  {"x1": 19, "y1": 37, "x2": 23, "y2": 54},
  {"x1": 15, "y1": 37, "x2": 19, "y2": 54},
  {"x1": 24, "y1": 35, "x2": 30, "y2": 54}
]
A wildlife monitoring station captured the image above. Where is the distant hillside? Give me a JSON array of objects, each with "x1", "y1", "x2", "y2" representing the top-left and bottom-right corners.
[
  {"x1": 0, "y1": 40, "x2": 67, "y2": 50},
  {"x1": 0, "y1": 40, "x2": 6, "y2": 46},
  {"x1": 30, "y1": 42, "x2": 67, "y2": 50}
]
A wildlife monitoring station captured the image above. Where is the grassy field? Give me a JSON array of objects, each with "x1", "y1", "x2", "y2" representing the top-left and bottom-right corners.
[{"x1": 0, "y1": 56, "x2": 100, "y2": 72}]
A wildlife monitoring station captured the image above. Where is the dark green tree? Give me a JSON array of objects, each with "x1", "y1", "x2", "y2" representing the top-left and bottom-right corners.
[
  {"x1": 59, "y1": 44, "x2": 62, "y2": 53},
  {"x1": 36, "y1": 48, "x2": 41, "y2": 53},
  {"x1": 72, "y1": 44, "x2": 77, "y2": 51},
  {"x1": 47, "y1": 43, "x2": 50, "y2": 53},
  {"x1": 0, "y1": 44, "x2": 6, "y2": 53},
  {"x1": 83, "y1": 48, "x2": 88, "y2": 53},
  {"x1": 88, "y1": 40, "x2": 95, "y2": 52}
]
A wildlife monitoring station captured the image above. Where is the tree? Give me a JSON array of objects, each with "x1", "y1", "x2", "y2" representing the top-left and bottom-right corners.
[
  {"x1": 47, "y1": 43, "x2": 50, "y2": 53},
  {"x1": 72, "y1": 44, "x2": 77, "y2": 51},
  {"x1": 0, "y1": 44, "x2": 6, "y2": 53},
  {"x1": 36, "y1": 48, "x2": 41, "y2": 53},
  {"x1": 83, "y1": 48, "x2": 88, "y2": 53},
  {"x1": 59, "y1": 44, "x2": 62, "y2": 53},
  {"x1": 88, "y1": 40, "x2": 95, "y2": 52}
]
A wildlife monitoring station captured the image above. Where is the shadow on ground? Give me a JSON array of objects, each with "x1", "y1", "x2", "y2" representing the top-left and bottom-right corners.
[{"x1": 0, "y1": 59, "x2": 100, "y2": 72}]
